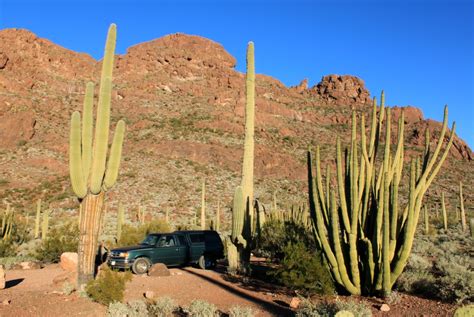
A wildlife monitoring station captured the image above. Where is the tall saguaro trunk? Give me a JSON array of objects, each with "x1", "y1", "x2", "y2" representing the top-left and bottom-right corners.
[{"x1": 78, "y1": 192, "x2": 105, "y2": 286}]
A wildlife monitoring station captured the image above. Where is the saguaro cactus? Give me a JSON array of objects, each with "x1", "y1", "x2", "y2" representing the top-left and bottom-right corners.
[
  {"x1": 308, "y1": 94, "x2": 455, "y2": 296},
  {"x1": 227, "y1": 42, "x2": 257, "y2": 272},
  {"x1": 34, "y1": 199, "x2": 41, "y2": 239},
  {"x1": 460, "y1": 182, "x2": 466, "y2": 232},
  {"x1": 201, "y1": 179, "x2": 206, "y2": 230},
  {"x1": 116, "y1": 202, "x2": 125, "y2": 241},
  {"x1": 441, "y1": 193, "x2": 448, "y2": 230},
  {"x1": 69, "y1": 24, "x2": 126, "y2": 287}
]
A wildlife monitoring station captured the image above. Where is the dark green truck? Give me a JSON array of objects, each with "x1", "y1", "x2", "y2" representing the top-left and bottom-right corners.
[{"x1": 107, "y1": 230, "x2": 224, "y2": 274}]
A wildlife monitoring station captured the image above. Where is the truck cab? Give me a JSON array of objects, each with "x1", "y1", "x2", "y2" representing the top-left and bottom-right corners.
[{"x1": 107, "y1": 230, "x2": 224, "y2": 274}]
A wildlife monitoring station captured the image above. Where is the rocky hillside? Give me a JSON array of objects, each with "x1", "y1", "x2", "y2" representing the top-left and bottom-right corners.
[{"x1": 0, "y1": 29, "x2": 472, "y2": 229}]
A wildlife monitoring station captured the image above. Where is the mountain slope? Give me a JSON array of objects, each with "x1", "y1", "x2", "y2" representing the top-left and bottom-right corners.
[{"x1": 0, "y1": 29, "x2": 472, "y2": 229}]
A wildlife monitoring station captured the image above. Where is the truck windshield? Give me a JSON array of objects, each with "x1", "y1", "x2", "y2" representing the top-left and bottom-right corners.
[{"x1": 140, "y1": 235, "x2": 159, "y2": 246}]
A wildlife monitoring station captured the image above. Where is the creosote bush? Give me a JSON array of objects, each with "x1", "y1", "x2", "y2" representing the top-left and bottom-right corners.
[
  {"x1": 296, "y1": 298, "x2": 372, "y2": 317},
  {"x1": 35, "y1": 221, "x2": 78, "y2": 263},
  {"x1": 186, "y1": 299, "x2": 218, "y2": 317},
  {"x1": 149, "y1": 296, "x2": 177, "y2": 317},
  {"x1": 86, "y1": 266, "x2": 132, "y2": 306},
  {"x1": 270, "y1": 241, "x2": 335, "y2": 295},
  {"x1": 229, "y1": 305, "x2": 255, "y2": 317}
]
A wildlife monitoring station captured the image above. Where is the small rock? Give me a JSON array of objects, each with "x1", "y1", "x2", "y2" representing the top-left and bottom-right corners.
[
  {"x1": 289, "y1": 297, "x2": 301, "y2": 309},
  {"x1": 0, "y1": 265, "x2": 5, "y2": 289},
  {"x1": 2, "y1": 299, "x2": 10, "y2": 305},
  {"x1": 380, "y1": 304, "x2": 390, "y2": 312},
  {"x1": 147, "y1": 263, "x2": 170, "y2": 277},
  {"x1": 144, "y1": 291, "x2": 155, "y2": 299},
  {"x1": 60, "y1": 252, "x2": 78, "y2": 272}
]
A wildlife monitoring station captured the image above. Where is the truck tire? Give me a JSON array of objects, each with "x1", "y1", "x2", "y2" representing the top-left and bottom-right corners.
[
  {"x1": 198, "y1": 255, "x2": 215, "y2": 270},
  {"x1": 132, "y1": 257, "x2": 151, "y2": 275}
]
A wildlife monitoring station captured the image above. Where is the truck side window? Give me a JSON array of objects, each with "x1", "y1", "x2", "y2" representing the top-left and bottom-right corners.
[
  {"x1": 157, "y1": 235, "x2": 175, "y2": 247},
  {"x1": 189, "y1": 233, "x2": 204, "y2": 244},
  {"x1": 177, "y1": 235, "x2": 186, "y2": 246}
]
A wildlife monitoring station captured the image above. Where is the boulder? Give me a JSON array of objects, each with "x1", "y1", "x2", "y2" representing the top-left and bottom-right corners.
[
  {"x1": 380, "y1": 304, "x2": 390, "y2": 312},
  {"x1": 60, "y1": 252, "x2": 78, "y2": 272},
  {"x1": 0, "y1": 265, "x2": 5, "y2": 289},
  {"x1": 147, "y1": 263, "x2": 171, "y2": 277},
  {"x1": 144, "y1": 291, "x2": 155, "y2": 299}
]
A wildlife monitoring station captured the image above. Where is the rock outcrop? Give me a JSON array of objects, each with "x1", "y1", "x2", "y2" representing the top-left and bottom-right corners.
[{"x1": 310, "y1": 74, "x2": 372, "y2": 106}]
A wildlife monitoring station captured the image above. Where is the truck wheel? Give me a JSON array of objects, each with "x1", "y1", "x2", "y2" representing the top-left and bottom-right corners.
[
  {"x1": 198, "y1": 255, "x2": 214, "y2": 270},
  {"x1": 132, "y1": 257, "x2": 151, "y2": 275}
]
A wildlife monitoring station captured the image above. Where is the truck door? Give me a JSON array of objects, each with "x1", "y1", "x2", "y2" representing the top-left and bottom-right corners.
[
  {"x1": 153, "y1": 234, "x2": 178, "y2": 265},
  {"x1": 174, "y1": 234, "x2": 188, "y2": 265}
]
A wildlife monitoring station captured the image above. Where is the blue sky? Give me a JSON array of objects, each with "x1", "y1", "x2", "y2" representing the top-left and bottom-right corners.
[{"x1": 1, "y1": 0, "x2": 473, "y2": 148}]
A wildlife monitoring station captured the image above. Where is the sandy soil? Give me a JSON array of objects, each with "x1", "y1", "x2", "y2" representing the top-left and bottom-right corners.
[{"x1": 0, "y1": 263, "x2": 457, "y2": 317}]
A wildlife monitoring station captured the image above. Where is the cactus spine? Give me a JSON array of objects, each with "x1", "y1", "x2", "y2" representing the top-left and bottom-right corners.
[
  {"x1": 34, "y1": 199, "x2": 41, "y2": 239},
  {"x1": 228, "y1": 42, "x2": 257, "y2": 273},
  {"x1": 201, "y1": 179, "x2": 206, "y2": 230},
  {"x1": 69, "y1": 24, "x2": 126, "y2": 287},
  {"x1": 441, "y1": 192, "x2": 448, "y2": 230},
  {"x1": 460, "y1": 182, "x2": 466, "y2": 232},
  {"x1": 308, "y1": 94, "x2": 455, "y2": 296}
]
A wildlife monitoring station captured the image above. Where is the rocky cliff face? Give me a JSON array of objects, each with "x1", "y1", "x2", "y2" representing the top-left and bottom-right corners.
[{"x1": 0, "y1": 29, "x2": 471, "y2": 226}]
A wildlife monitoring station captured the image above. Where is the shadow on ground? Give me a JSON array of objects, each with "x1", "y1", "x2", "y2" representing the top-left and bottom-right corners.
[
  {"x1": 5, "y1": 278, "x2": 24, "y2": 289},
  {"x1": 180, "y1": 268, "x2": 295, "y2": 316}
]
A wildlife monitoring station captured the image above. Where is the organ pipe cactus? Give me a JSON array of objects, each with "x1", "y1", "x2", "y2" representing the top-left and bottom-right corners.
[
  {"x1": 1, "y1": 204, "x2": 13, "y2": 240},
  {"x1": 69, "y1": 24, "x2": 126, "y2": 287},
  {"x1": 227, "y1": 42, "x2": 257, "y2": 273},
  {"x1": 41, "y1": 209, "x2": 50, "y2": 240},
  {"x1": 308, "y1": 93, "x2": 455, "y2": 296}
]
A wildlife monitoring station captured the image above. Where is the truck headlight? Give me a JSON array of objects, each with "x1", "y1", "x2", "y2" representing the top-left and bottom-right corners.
[{"x1": 119, "y1": 252, "x2": 128, "y2": 258}]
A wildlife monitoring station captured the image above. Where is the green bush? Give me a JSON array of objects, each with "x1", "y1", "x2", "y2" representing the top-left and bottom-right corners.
[
  {"x1": 258, "y1": 219, "x2": 315, "y2": 261},
  {"x1": 117, "y1": 219, "x2": 171, "y2": 247},
  {"x1": 270, "y1": 241, "x2": 335, "y2": 295},
  {"x1": 0, "y1": 240, "x2": 17, "y2": 257},
  {"x1": 86, "y1": 266, "x2": 132, "y2": 306},
  {"x1": 35, "y1": 221, "x2": 78, "y2": 263}
]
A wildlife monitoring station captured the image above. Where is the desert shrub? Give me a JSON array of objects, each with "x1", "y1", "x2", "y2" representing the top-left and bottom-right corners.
[
  {"x1": 86, "y1": 266, "x2": 132, "y2": 306},
  {"x1": 270, "y1": 241, "x2": 335, "y2": 295},
  {"x1": 149, "y1": 296, "x2": 177, "y2": 317},
  {"x1": 127, "y1": 300, "x2": 150, "y2": 317},
  {"x1": 395, "y1": 232, "x2": 473, "y2": 304},
  {"x1": 186, "y1": 299, "x2": 218, "y2": 317},
  {"x1": 229, "y1": 305, "x2": 255, "y2": 317},
  {"x1": 35, "y1": 221, "x2": 78, "y2": 263},
  {"x1": 62, "y1": 281, "x2": 75, "y2": 295},
  {"x1": 0, "y1": 240, "x2": 17, "y2": 257},
  {"x1": 117, "y1": 219, "x2": 171, "y2": 247},
  {"x1": 296, "y1": 298, "x2": 372, "y2": 317},
  {"x1": 0, "y1": 255, "x2": 36, "y2": 269},
  {"x1": 107, "y1": 301, "x2": 148, "y2": 317},
  {"x1": 258, "y1": 219, "x2": 315, "y2": 261}
]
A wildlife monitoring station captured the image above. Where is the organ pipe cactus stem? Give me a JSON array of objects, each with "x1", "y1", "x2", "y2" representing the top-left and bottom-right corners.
[{"x1": 308, "y1": 92, "x2": 455, "y2": 296}]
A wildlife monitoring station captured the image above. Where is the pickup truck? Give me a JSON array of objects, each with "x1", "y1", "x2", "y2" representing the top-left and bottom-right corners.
[{"x1": 107, "y1": 230, "x2": 224, "y2": 274}]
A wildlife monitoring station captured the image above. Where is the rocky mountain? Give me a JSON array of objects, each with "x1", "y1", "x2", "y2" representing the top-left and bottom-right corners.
[{"x1": 0, "y1": 29, "x2": 472, "y2": 228}]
